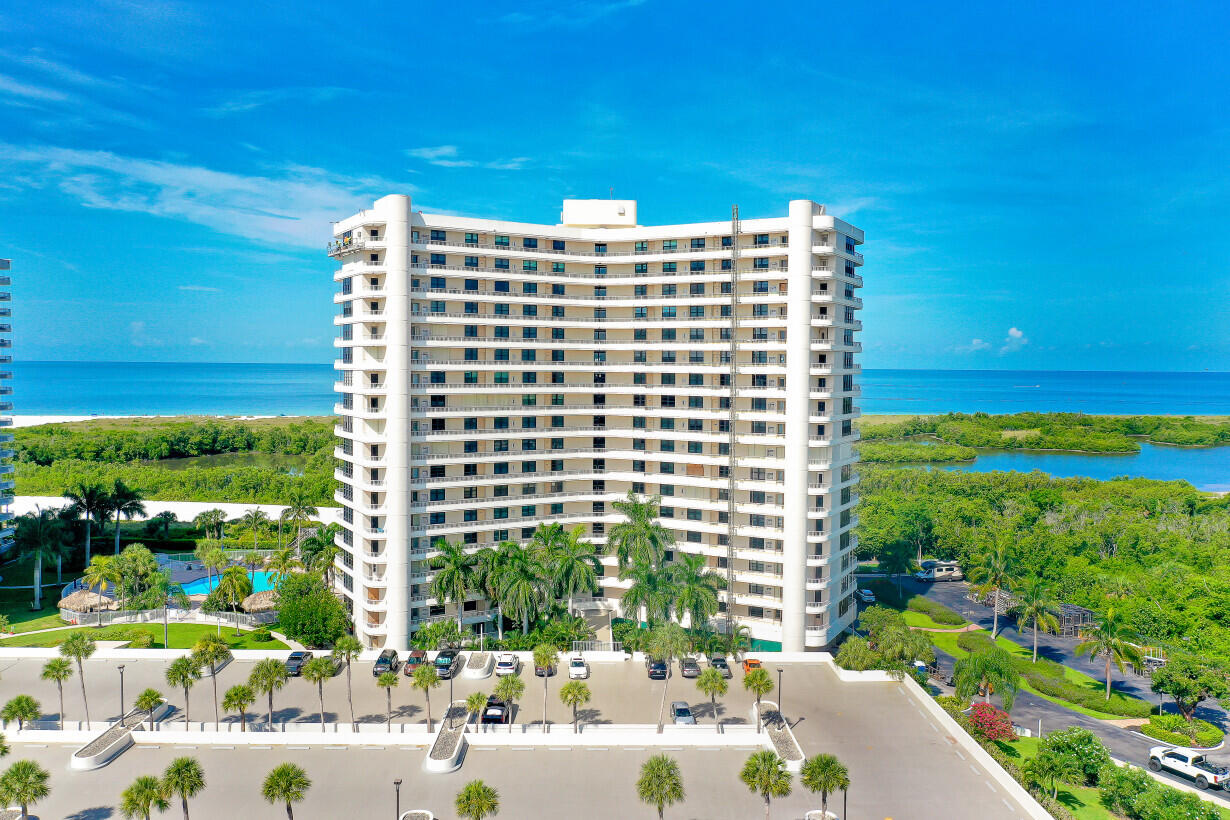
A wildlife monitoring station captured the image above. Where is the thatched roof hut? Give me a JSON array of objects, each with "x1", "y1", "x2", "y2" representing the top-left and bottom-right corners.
[
  {"x1": 242, "y1": 589, "x2": 279, "y2": 613},
  {"x1": 58, "y1": 589, "x2": 118, "y2": 612}
]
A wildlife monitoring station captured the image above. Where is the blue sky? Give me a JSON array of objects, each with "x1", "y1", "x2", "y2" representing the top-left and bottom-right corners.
[{"x1": 1, "y1": 0, "x2": 1226, "y2": 371}]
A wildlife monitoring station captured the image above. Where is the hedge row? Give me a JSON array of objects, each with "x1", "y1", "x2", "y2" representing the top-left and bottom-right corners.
[
  {"x1": 1139, "y1": 715, "x2": 1224, "y2": 748},
  {"x1": 907, "y1": 596, "x2": 966, "y2": 625}
]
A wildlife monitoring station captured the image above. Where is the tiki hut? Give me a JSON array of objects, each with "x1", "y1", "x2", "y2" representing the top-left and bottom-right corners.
[
  {"x1": 241, "y1": 589, "x2": 279, "y2": 613},
  {"x1": 58, "y1": 589, "x2": 118, "y2": 612}
]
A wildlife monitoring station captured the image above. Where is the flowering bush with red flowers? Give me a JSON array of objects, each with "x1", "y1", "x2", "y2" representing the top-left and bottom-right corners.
[{"x1": 967, "y1": 702, "x2": 1015, "y2": 741}]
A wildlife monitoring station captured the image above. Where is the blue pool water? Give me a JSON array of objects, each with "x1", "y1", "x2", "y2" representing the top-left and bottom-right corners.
[{"x1": 181, "y1": 570, "x2": 277, "y2": 596}]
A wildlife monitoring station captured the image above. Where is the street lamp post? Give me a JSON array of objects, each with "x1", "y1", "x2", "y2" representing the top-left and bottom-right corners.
[
  {"x1": 776, "y1": 667, "x2": 783, "y2": 722},
  {"x1": 118, "y1": 664, "x2": 126, "y2": 721},
  {"x1": 393, "y1": 778, "x2": 402, "y2": 820}
]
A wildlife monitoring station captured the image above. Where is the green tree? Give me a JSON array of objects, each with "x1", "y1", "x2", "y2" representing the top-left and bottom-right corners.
[
  {"x1": 743, "y1": 668, "x2": 775, "y2": 733},
  {"x1": 1038, "y1": 727, "x2": 1111, "y2": 786},
  {"x1": 332, "y1": 635, "x2": 363, "y2": 731},
  {"x1": 162, "y1": 756, "x2": 206, "y2": 820},
  {"x1": 261, "y1": 763, "x2": 310, "y2": 820},
  {"x1": 0, "y1": 759, "x2": 50, "y2": 819},
  {"x1": 1074, "y1": 606, "x2": 1142, "y2": 701},
  {"x1": 241, "y1": 507, "x2": 269, "y2": 549},
  {"x1": 637, "y1": 754, "x2": 685, "y2": 819},
  {"x1": 193, "y1": 509, "x2": 225, "y2": 541},
  {"x1": 214, "y1": 565, "x2": 253, "y2": 636},
  {"x1": 1011, "y1": 577, "x2": 1061, "y2": 663},
  {"x1": 165, "y1": 655, "x2": 202, "y2": 729},
  {"x1": 696, "y1": 667, "x2": 728, "y2": 729},
  {"x1": 283, "y1": 489, "x2": 319, "y2": 548},
  {"x1": 14, "y1": 507, "x2": 67, "y2": 610},
  {"x1": 191, "y1": 633, "x2": 232, "y2": 730},
  {"x1": 465, "y1": 690, "x2": 488, "y2": 727},
  {"x1": 40, "y1": 658, "x2": 72, "y2": 730},
  {"x1": 620, "y1": 560, "x2": 673, "y2": 626},
  {"x1": 59, "y1": 631, "x2": 96, "y2": 726},
  {"x1": 267, "y1": 547, "x2": 302, "y2": 587},
  {"x1": 1150, "y1": 656, "x2": 1230, "y2": 722},
  {"x1": 609, "y1": 492, "x2": 672, "y2": 569},
  {"x1": 966, "y1": 537, "x2": 1016, "y2": 638},
  {"x1": 953, "y1": 646, "x2": 1021, "y2": 711},
  {"x1": 65, "y1": 480, "x2": 109, "y2": 566},
  {"x1": 532, "y1": 644, "x2": 557, "y2": 733},
  {"x1": 496, "y1": 542, "x2": 548, "y2": 635},
  {"x1": 249, "y1": 657, "x2": 288, "y2": 730},
  {"x1": 222, "y1": 684, "x2": 254, "y2": 732},
  {"x1": 152, "y1": 510, "x2": 177, "y2": 539},
  {"x1": 876, "y1": 538, "x2": 916, "y2": 598},
  {"x1": 540, "y1": 523, "x2": 600, "y2": 614},
  {"x1": 1024, "y1": 749, "x2": 1081, "y2": 800},
  {"x1": 108, "y1": 479, "x2": 146, "y2": 555},
  {"x1": 83, "y1": 553, "x2": 121, "y2": 624},
  {"x1": 134, "y1": 688, "x2": 163, "y2": 732},
  {"x1": 669, "y1": 552, "x2": 726, "y2": 629},
  {"x1": 800, "y1": 754, "x2": 849, "y2": 820},
  {"x1": 559, "y1": 680, "x2": 591, "y2": 734},
  {"x1": 302, "y1": 657, "x2": 335, "y2": 726},
  {"x1": 740, "y1": 749, "x2": 792, "y2": 820},
  {"x1": 379, "y1": 671, "x2": 401, "y2": 732},
  {"x1": 120, "y1": 774, "x2": 169, "y2": 820},
  {"x1": 275, "y1": 572, "x2": 348, "y2": 647},
  {"x1": 646, "y1": 623, "x2": 691, "y2": 733},
  {"x1": 411, "y1": 663, "x2": 442, "y2": 731},
  {"x1": 0, "y1": 696, "x2": 39, "y2": 732},
  {"x1": 429, "y1": 538, "x2": 478, "y2": 632},
  {"x1": 455, "y1": 779, "x2": 499, "y2": 820},
  {"x1": 493, "y1": 673, "x2": 525, "y2": 735}
]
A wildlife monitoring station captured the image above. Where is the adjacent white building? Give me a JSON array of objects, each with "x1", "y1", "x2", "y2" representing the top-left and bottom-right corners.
[
  {"x1": 0, "y1": 259, "x2": 13, "y2": 552},
  {"x1": 328, "y1": 196, "x2": 863, "y2": 652}
]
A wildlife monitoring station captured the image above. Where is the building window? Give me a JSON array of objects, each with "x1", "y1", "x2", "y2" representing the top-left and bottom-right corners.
[
  {"x1": 495, "y1": 235, "x2": 510, "y2": 247},
  {"x1": 430, "y1": 229, "x2": 446, "y2": 242}
]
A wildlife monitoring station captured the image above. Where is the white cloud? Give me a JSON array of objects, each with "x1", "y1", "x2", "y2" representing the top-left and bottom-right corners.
[
  {"x1": 0, "y1": 143, "x2": 415, "y2": 247},
  {"x1": 999, "y1": 327, "x2": 1029, "y2": 354},
  {"x1": 178, "y1": 285, "x2": 220, "y2": 293},
  {"x1": 406, "y1": 145, "x2": 530, "y2": 171},
  {"x1": 498, "y1": 0, "x2": 648, "y2": 28},
  {"x1": 954, "y1": 338, "x2": 992, "y2": 353},
  {"x1": 205, "y1": 86, "x2": 354, "y2": 117},
  {"x1": 0, "y1": 73, "x2": 67, "y2": 102},
  {"x1": 129, "y1": 320, "x2": 162, "y2": 348},
  {"x1": 188, "y1": 337, "x2": 208, "y2": 346}
]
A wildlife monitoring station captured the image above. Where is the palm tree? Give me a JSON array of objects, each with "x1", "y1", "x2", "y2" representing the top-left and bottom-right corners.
[
  {"x1": 877, "y1": 538, "x2": 916, "y2": 599},
  {"x1": 465, "y1": 691, "x2": 488, "y2": 729},
  {"x1": 743, "y1": 668, "x2": 775, "y2": 733},
  {"x1": 40, "y1": 658, "x2": 72, "y2": 730},
  {"x1": 558, "y1": 680, "x2": 591, "y2": 734},
  {"x1": 222, "y1": 684, "x2": 254, "y2": 732},
  {"x1": 495, "y1": 542, "x2": 548, "y2": 635},
  {"x1": 1075, "y1": 606, "x2": 1143, "y2": 700},
  {"x1": 378, "y1": 671, "x2": 400, "y2": 732},
  {"x1": 332, "y1": 635, "x2": 363, "y2": 731},
  {"x1": 637, "y1": 753, "x2": 684, "y2": 819},
  {"x1": 66, "y1": 481, "x2": 109, "y2": 566},
  {"x1": 241, "y1": 508, "x2": 269, "y2": 549},
  {"x1": 532, "y1": 644, "x2": 557, "y2": 732},
  {"x1": 709, "y1": 622, "x2": 752, "y2": 658},
  {"x1": 1025, "y1": 749, "x2": 1082, "y2": 800},
  {"x1": 1012, "y1": 577, "x2": 1061, "y2": 663},
  {"x1": 14, "y1": 507, "x2": 67, "y2": 610},
  {"x1": 610, "y1": 492, "x2": 672, "y2": 570},
  {"x1": 620, "y1": 560, "x2": 673, "y2": 626},
  {"x1": 800, "y1": 754, "x2": 849, "y2": 819},
  {"x1": 191, "y1": 634, "x2": 231, "y2": 730},
  {"x1": 215, "y1": 566, "x2": 253, "y2": 636},
  {"x1": 953, "y1": 646, "x2": 1021, "y2": 710},
  {"x1": 276, "y1": 509, "x2": 291, "y2": 549},
  {"x1": 669, "y1": 552, "x2": 726, "y2": 629},
  {"x1": 283, "y1": 490, "x2": 319, "y2": 550},
  {"x1": 248, "y1": 658, "x2": 288, "y2": 730},
  {"x1": 59, "y1": 632, "x2": 95, "y2": 726},
  {"x1": 242, "y1": 550, "x2": 263, "y2": 585},
  {"x1": 261, "y1": 763, "x2": 310, "y2": 820},
  {"x1": 646, "y1": 623, "x2": 691, "y2": 733},
  {"x1": 134, "y1": 688, "x2": 163, "y2": 732},
  {"x1": 411, "y1": 664, "x2": 442, "y2": 731},
  {"x1": 0, "y1": 759, "x2": 50, "y2": 819},
  {"x1": 455, "y1": 779, "x2": 499, "y2": 820},
  {"x1": 429, "y1": 538, "x2": 478, "y2": 632},
  {"x1": 0, "y1": 696, "x2": 39, "y2": 731},
  {"x1": 302, "y1": 657, "x2": 335, "y2": 726},
  {"x1": 967, "y1": 538, "x2": 1016, "y2": 638},
  {"x1": 741, "y1": 750, "x2": 793, "y2": 820},
  {"x1": 109, "y1": 479, "x2": 146, "y2": 555},
  {"x1": 152, "y1": 510, "x2": 177, "y2": 539},
  {"x1": 83, "y1": 554, "x2": 120, "y2": 624},
  {"x1": 193, "y1": 509, "x2": 226, "y2": 541},
  {"x1": 493, "y1": 673, "x2": 525, "y2": 735},
  {"x1": 165, "y1": 655, "x2": 202, "y2": 729},
  {"x1": 537, "y1": 523, "x2": 600, "y2": 613},
  {"x1": 162, "y1": 756, "x2": 205, "y2": 820},
  {"x1": 696, "y1": 667, "x2": 728, "y2": 729},
  {"x1": 267, "y1": 547, "x2": 302, "y2": 587}
]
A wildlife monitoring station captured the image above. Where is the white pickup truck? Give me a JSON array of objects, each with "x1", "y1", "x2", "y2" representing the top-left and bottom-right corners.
[{"x1": 1148, "y1": 746, "x2": 1230, "y2": 790}]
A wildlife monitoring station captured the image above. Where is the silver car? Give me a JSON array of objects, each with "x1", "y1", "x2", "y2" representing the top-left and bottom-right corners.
[{"x1": 671, "y1": 701, "x2": 696, "y2": 725}]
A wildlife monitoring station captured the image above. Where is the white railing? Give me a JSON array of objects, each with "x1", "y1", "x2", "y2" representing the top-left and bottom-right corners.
[{"x1": 60, "y1": 607, "x2": 277, "y2": 629}]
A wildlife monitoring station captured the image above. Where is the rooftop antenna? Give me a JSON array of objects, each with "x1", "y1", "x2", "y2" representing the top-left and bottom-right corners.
[{"x1": 609, "y1": 187, "x2": 614, "y2": 199}]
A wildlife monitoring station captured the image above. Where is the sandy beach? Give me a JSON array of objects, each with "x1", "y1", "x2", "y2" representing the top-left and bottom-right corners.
[{"x1": 9, "y1": 414, "x2": 308, "y2": 429}]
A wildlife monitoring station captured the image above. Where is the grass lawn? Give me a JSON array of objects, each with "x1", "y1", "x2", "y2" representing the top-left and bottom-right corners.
[
  {"x1": 902, "y1": 610, "x2": 968, "y2": 631},
  {"x1": 927, "y1": 629, "x2": 1149, "y2": 720},
  {"x1": 0, "y1": 555, "x2": 84, "y2": 632},
  {"x1": 0, "y1": 623, "x2": 288, "y2": 650}
]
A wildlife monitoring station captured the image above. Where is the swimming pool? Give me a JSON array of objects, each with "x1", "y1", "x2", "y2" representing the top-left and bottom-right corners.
[{"x1": 181, "y1": 570, "x2": 277, "y2": 596}]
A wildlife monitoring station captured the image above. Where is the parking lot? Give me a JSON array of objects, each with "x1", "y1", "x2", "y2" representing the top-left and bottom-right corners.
[{"x1": 0, "y1": 652, "x2": 1039, "y2": 819}]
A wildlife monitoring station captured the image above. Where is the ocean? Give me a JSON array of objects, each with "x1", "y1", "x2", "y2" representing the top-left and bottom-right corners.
[{"x1": 10, "y1": 362, "x2": 1229, "y2": 418}]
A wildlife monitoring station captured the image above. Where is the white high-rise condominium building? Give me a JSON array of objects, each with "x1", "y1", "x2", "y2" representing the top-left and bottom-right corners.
[
  {"x1": 329, "y1": 196, "x2": 863, "y2": 652},
  {"x1": 0, "y1": 259, "x2": 13, "y2": 553}
]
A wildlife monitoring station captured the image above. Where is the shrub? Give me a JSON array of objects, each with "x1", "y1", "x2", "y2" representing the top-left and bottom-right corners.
[
  {"x1": 276, "y1": 574, "x2": 349, "y2": 648},
  {"x1": 834, "y1": 636, "x2": 883, "y2": 671},
  {"x1": 127, "y1": 632, "x2": 154, "y2": 648},
  {"x1": 935, "y1": 695, "x2": 969, "y2": 711},
  {"x1": 1099, "y1": 762, "x2": 1221, "y2": 820},
  {"x1": 956, "y1": 631, "x2": 994, "y2": 654},
  {"x1": 1139, "y1": 714, "x2": 1224, "y2": 748},
  {"x1": 251, "y1": 627, "x2": 273, "y2": 643},
  {"x1": 967, "y1": 703, "x2": 1015, "y2": 741},
  {"x1": 1040, "y1": 727, "x2": 1111, "y2": 786},
  {"x1": 906, "y1": 597, "x2": 966, "y2": 625},
  {"x1": 1022, "y1": 668, "x2": 1152, "y2": 717}
]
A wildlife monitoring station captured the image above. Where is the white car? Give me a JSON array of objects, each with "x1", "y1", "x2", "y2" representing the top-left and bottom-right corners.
[
  {"x1": 1148, "y1": 746, "x2": 1229, "y2": 790},
  {"x1": 856, "y1": 588, "x2": 876, "y2": 603},
  {"x1": 494, "y1": 653, "x2": 519, "y2": 677},
  {"x1": 568, "y1": 655, "x2": 589, "y2": 679}
]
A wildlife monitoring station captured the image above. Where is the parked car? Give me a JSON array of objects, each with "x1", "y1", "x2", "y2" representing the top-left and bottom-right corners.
[
  {"x1": 1148, "y1": 746, "x2": 1229, "y2": 790},
  {"x1": 568, "y1": 655, "x2": 589, "y2": 679},
  {"x1": 743, "y1": 658, "x2": 763, "y2": 675},
  {"x1": 646, "y1": 658, "x2": 668, "y2": 680},
  {"x1": 708, "y1": 656, "x2": 733, "y2": 679},
  {"x1": 671, "y1": 701, "x2": 696, "y2": 725},
  {"x1": 372, "y1": 649, "x2": 400, "y2": 677},
  {"x1": 679, "y1": 658, "x2": 701, "y2": 678},
  {"x1": 480, "y1": 695, "x2": 510, "y2": 725},
  {"x1": 534, "y1": 657, "x2": 556, "y2": 677},
  {"x1": 433, "y1": 649, "x2": 461, "y2": 680},
  {"x1": 494, "y1": 653, "x2": 520, "y2": 677},
  {"x1": 856, "y1": 588, "x2": 876, "y2": 603},
  {"x1": 402, "y1": 649, "x2": 428, "y2": 676},
  {"x1": 284, "y1": 651, "x2": 312, "y2": 677}
]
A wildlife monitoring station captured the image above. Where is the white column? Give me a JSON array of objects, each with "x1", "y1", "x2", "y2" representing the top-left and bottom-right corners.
[{"x1": 781, "y1": 200, "x2": 817, "y2": 652}]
